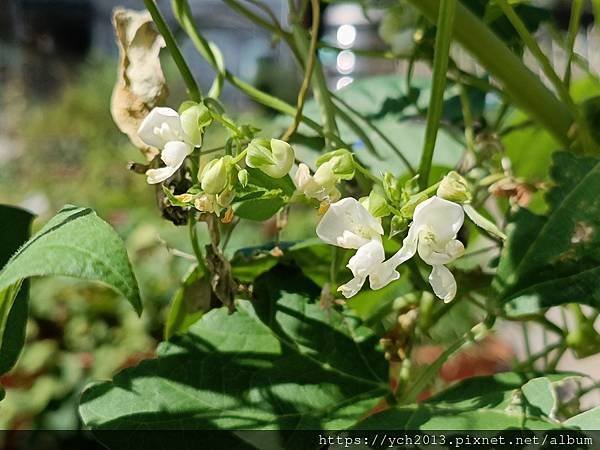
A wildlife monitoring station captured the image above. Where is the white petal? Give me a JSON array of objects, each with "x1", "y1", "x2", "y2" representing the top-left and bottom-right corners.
[
  {"x1": 338, "y1": 275, "x2": 367, "y2": 298},
  {"x1": 137, "y1": 107, "x2": 183, "y2": 148},
  {"x1": 429, "y1": 264, "x2": 457, "y2": 303},
  {"x1": 419, "y1": 238, "x2": 464, "y2": 265},
  {"x1": 161, "y1": 141, "x2": 192, "y2": 167},
  {"x1": 294, "y1": 163, "x2": 311, "y2": 189},
  {"x1": 316, "y1": 198, "x2": 383, "y2": 249},
  {"x1": 146, "y1": 166, "x2": 179, "y2": 184},
  {"x1": 386, "y1": 224, "x2": 419, "y2": 267},
  {"x1": 347, "y1": 239, "x2": 385, "y2": 277},
  {"x1": 368, "y1": 264, "x2": 400, "y2": 290},
  {"x1": 412, "y1": 196, "x2": 464, "y2": 242}
]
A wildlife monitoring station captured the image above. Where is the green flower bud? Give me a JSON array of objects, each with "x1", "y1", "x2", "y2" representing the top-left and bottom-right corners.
[
  {"x1": 245, "y1": 138, "x2": 294, "y2": 178},
  {"x1": 237, "y1": 168, "x2": 249, "y2": 187},
  {"x1": 367, "y1": 186, "x2": 391, "y2": 218},
  {"x1": 400, "y1": 193, "x2": 428, "y2": 218},
  {"x1": 180, "y1": 103, "x2": 212, "y2": 147},
  {"x1": 566, "y1": 321, "x2": 600, "y2": 358},
  {"x1": 389, "y1": 214, "x2": 409, "y2": 238},
  {"x1": 437, "y1": 171, "x2": 472, "y2": 203},
  {"x1": 316, "y1": 149, "x2": 355, "y2": 180},
  {"x1": 383, "y1": 172, "x2": 402, "y2": 203},
  {"x1": 200, "y1": 156, "x2": 231, "y2": 194}
]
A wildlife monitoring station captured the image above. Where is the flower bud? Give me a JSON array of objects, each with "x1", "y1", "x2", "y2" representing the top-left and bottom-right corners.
[
  {"x1": 237, "y1": 168, "x2": 249, "y2": 187},
  {"x1": 245, "y1": 138, "x2": 294, "y2": 178},
  {"x1": 437, "y1": 171, "x2": 472, "y2": 203},
  {"x1": 400, "y1": 193, "x2": 428, "y2": 219},
  {"x1": 200, "y1": 156, "x2": 230, "y2": 194},
  {"x1": 316, "y1": 149, "x2": 354, "y2": 180},
  {"x1": 179, "y1": 103, "x2": 212, "y2": 146},
  {"x1": 383, "y1": 172, "x2": 402, "y2": 203},
  {"x1": 389, "y1": 215, "x2": 408, "y2": 238},
  {"x1": 366, "y1": 187, "x2": 391, "y2": 218}
]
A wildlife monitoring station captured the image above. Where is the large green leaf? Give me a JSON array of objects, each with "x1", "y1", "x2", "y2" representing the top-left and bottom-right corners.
[
  {"x1": 0, "y1": 205, "x2": 141, "y2": 368},
  {"x1": 80, "y1": 266, "x2": 388, "y2": 445},
  {"x1": 564, "y1": 406, "x2": 600, "y2": 430},
  {"x1": 353, "y1": 373, "x2": 575, "y2": 430},
  {"x1": 494, "y1": 152, "x2": 600, "y2": 316},
  {"x1": 0, "y1": 205, "x2": 34, "y2": 380}
]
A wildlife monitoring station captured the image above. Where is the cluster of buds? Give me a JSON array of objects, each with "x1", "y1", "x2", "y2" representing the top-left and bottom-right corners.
[{"x1": 294, "y1": 149, "x2": 355, "y2": 206}]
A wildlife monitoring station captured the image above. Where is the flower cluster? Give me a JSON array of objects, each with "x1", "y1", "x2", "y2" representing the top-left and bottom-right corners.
[
  {"x1": 318, "y1": 194, "x2": 465, "y2": 302},
  {"x1": 137, "y1": 106, "x2": 499, "y2": 304}
]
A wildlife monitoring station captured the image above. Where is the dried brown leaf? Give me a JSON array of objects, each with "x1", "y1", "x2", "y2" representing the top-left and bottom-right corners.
[{"x1": 111, "y1": 8, "x2": 169, "y2": 160}]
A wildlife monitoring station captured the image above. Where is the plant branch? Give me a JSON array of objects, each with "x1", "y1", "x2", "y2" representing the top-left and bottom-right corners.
[
  {"x1": 172, "y1": 0, "x2": 348, "y2": 148},
  {"x1": 282, "y1": 0, "x2": 320, "y2": 141},
  {"x1": 144, "y1": 0, "x2": 201, "y2": 102},
  {"x1": 418, "y1": 0, "x2": 457, "y2": 189},
  {"x1": 407, "y1": 0, "x2": 572, "y2": 147},
  {"x1": 564, "y1": 0, "x2": 584, "y2": 87}
]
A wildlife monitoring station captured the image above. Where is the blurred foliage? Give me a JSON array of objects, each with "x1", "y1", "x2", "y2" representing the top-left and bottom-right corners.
[{"x1": 0, "y1": 56, "x2": 317, "y2": 431}]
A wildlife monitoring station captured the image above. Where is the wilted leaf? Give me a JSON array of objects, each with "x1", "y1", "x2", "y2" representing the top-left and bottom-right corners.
[{"x1": 111, "y1": 8, "x2": 169, "y2": 160}]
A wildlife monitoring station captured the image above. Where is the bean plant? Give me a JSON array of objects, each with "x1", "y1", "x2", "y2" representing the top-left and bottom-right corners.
[{"x1": 1, "y1": 0, "x2": 600, "y2": 446}]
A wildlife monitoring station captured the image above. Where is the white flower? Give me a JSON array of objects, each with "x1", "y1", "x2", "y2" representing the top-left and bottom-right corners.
[
  {"x1": 317, "y1": 197, "x2": 382, "y2": 248},
  {"x1": 316, "y1": 198, "x2": 400, "y2": 298},
  {"x1": 385, "y1": 196, "x2": 465, "y2": 302},
  {"x1": 294, "y1": 162, "x2": 341, "y2": 203},
  {"x1": 138, "y1": 107, "x2": 201, "y2": 184}
]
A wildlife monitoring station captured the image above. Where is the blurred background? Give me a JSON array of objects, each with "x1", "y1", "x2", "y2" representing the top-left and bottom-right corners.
[{"x1": 1, "y1": 0, "x2": 600, "y2": 445}]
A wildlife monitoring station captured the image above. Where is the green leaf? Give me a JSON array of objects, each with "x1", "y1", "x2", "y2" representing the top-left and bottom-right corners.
[
  {"x1": 564, "y1": 406, "x2": 600, "y2": 430},
  {"x1": 521, "y1": 377, "x2": 555, "y2": 418},
  {"x1": 494, "y1": 152, "x2": 600, "y2": 317},
  {"x1": 164, "y1": 265, "x2": 210, "y2": 340},
  {"x1": 232, "y1": 168, "x2": 295, "y2": 221},
  {"x1": 0, "y1": 205, "x2": 141, "y2": 365},
  {"x1": 80, "y1": 266, "x2": 388, "y2": 438},
  {"x1": 354, "y1": 373, "x2": 572, "y2": 430},
  {"x1": 0, "y1": 205, "x2": 34, "y2": 376}
]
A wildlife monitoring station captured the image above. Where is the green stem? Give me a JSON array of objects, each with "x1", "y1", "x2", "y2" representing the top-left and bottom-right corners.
[
  {"x1": 332, "y1": 95, "x2": 416, "y2": 174},
  {"x1": 594, "y1": 0, "x2": 600, "y2": 30},
  {"x1": 333, "y1": 105, "x2": 381, "y2": 158},
  {"x1": 221, "y1": 0, "x2": 303, "y2": 63},
  {"x1": 564, "y1": 0, "x2": 584, "y2": 87},
  {"x1": 407, "y1": 0, "x2": 572, "y2": 147},
  {"x1": 144, "y1": 0, "x2": 201, "y2": 102},
  {"x1": 282, "y1": 0, "x2": 320, "y2": 142},
  {"x1": 354, "y1": 161, "x2": 382, "y2": 185},
  {"x1": 514, "y1": 341, "x2": 562, "y2": 371},
  {"x1": 399, "y1": 321, "x2": 488, "y2": 403},
  {"x1": 172, "y1": 0, "x2": 346, "y2": 147},
  {"x1": 417, "y1": 0, "x2": 456, "y2": 190},
  {"x1": 522, "y1": 322, "x2": 532, "y2": 360},
  {"x1": 458, "y1": 84, "x2": 475, "y2": 152},
  {"x1": 494, "y1": 0, "x2": 576, "y2": 117},
  {"x1": 290, "y1": 23, "x2": 339, "y2": 150},
  {"x1": 188, "y1": 214, "x2": 206, "y2": 270}
]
